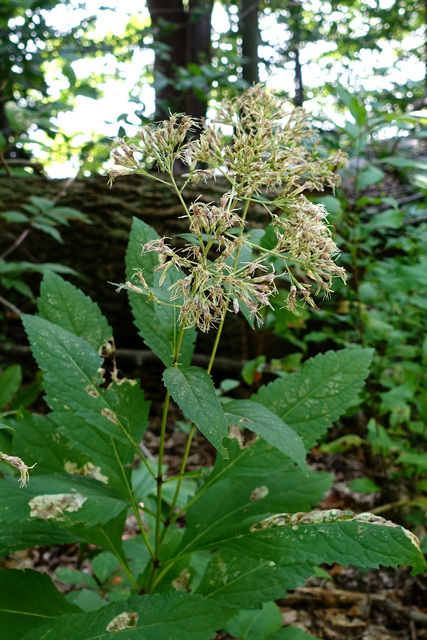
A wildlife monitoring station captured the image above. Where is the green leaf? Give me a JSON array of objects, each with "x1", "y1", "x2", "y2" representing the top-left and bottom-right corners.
[
  {"x1": 0, "y1": 475, "x2": 127, "y2": 527},
  {"x1": 371, "y1": 208, "x2": 405, "y2": 229},
  {"x1": 1, "y1": 210, "x2": 29, "y2": 223},
  {"x1": 32, "y1": 222, "x2": 63, "y2": 243},
  {"x1": 65, "y1": 589, "x2": 108, "y2": 612},
  {"x1": 381, "y1": 156, "x2": 427, "y2": 170},
  {"x1": 163, "y1": 365, "x2": 229, "y2": 458},
  {"x1": 27, "y1": 196, "x2": 54, "y2": 211},
  {"x1": 126, "y1": 217, "x2": 196, "y2": 366},
  {"x1": 0, "y1": 569, "x2": 79, "y2": 640},
  {"x1": 196, "y1": 510, "x2": 425, "y2": 607},
  {"x1": 223, "y1": 399, "x2": 306, "y2": 469},
  {"x1": 12, "y1": 411, "x2": 89, "y2": 476},
  {"x1": 253, "y1": 348, "x2": 374, "y2": 448},
  {"x1": 224, "y1": 511, "x2": 426, "y2": 575},
  {"x1": 37, "y1": 272, "x2": 112, "y2": 350},
  {"x1": 356, "y1": 166, "x2": 384, "y2": 190},
  {"x1": 178, "y1": 438, "x2": 331, "y2": 559},
  {"x1": 336, "y1": 86, "x2": 367, "y2": 126},
  {"x1": 348, "y1": 478, "x2": 380, "y2": 494},
  {"x1": 22, "y1": 316, "x2": 146, "y2": 445},
  {"x1": 20, "y1": 592, "x2": 235, "y2": 640},
  {"x1": 0, "y1": 519, "x2": 77, "y2": 557},
  {"x1": 197, "y1": 548, "x2": 312, "y2": 608},
  {"x1": 225, "y1": 602, "x2": 282, "y2": 640},
  {"x1": 21, "y1": 316, "x2": 150, "y2": 496},
  {"x1": 55, "y1": 568, "x2": 98, "y2": 590},
  {"x1": 0, "y1": 365, "x2": 22, "y2": 410},
  {"x1": 0, "y1": 475, "x2": 128, "y2": 558}
]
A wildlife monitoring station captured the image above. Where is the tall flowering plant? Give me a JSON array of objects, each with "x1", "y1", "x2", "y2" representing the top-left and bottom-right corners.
[{"x1": 0, "y1": 87, "x2": 424, "y2": 640}]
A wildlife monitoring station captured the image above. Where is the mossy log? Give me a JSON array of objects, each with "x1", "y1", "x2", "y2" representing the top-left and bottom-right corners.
[{"x1": 0, "y1": 174, "x2": 283, "y2": 372}]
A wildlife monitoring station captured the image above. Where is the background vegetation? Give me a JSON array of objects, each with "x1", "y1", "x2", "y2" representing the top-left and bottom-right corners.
[{"x1": 1, "y1": 1, "x2": 427, "y2": 638}]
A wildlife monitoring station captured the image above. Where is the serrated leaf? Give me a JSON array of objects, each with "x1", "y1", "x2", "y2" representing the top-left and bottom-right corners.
[
  {"x1": 220, "y1": 511, "x2": 426, "y2": 576},
  {"x1": 163, "y1": 365, "x2": 229, "y2": 458},
  {"x1": 20, "y1": 315, "x2": 149, "y2": 497},
  {"x1": 177, "y1": 438, "x2": 331, "y2": 556},
  {"x1": 0, "y1": 475, "x2": 128, "y2": 558},
  {"x1": 22, "y1": 316, "x2": 147, "y2": 446},
  {"x1": 37, "y1": 273, "x2": 112, "y2": 349},
  {"x1": 253, "y1": 348, "x2": 373, "y2": 448},
  {"x1": 223, "y1": 399, "x2": 306, "y2": 469},
  {"x1": 20, "y1": 592, "x2": 235, "y2": 640},
  {"x1": 126, "y1": 217, "x2": 196, "y2": 366},
  {"x1": 0, "y1": 569, "x2": 79, "y2": 640}
]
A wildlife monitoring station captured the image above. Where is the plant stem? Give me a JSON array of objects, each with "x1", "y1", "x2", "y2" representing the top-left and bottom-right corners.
[
  {"x1": 150, "y1": 323, "x2": 186, "y2": 587},
  {"x1": 111, "y1": 438, "x2": 155, "y2": 561},
  {"x1": 154, "y1": 389, "x2": 171, "y2": 558},
  {"x1": 165, "y1": 192, "x2": 252, "y2": 523}
]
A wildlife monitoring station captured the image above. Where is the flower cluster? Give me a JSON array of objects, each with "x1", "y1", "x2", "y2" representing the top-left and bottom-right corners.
[{"x1": 110, "y1": 85, "x2": 347, "y2": 331}]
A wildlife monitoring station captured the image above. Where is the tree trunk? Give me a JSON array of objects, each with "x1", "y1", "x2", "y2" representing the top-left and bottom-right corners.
[
  {"x1": 146, "y1": 0, "x2": 213, "y2": 119},
  {"x1": 239, "y1": 0, "x2": 260, "y2": 86},
  {"x1": 289, "y1": 0, "x2": 304, "y2": 106}
]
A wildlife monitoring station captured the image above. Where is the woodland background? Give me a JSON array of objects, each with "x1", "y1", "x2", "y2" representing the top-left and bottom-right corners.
[{"x1": 1, "y1": 1, "x2": 427, "y2": 638}]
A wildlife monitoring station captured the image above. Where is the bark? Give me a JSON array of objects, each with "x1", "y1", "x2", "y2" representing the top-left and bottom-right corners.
[
  {"x1": 0, "y1": 174, "x2": 275, "y2": 367},
  {"x1": 289, "y1": 0, "x2": 304, "y2": 106},
  {"x1": 147, "y1": 0, "x2": 213, "y2": 119},
  {"x1": 239, "y1": 0, "x2": 260, "y2": 86}
]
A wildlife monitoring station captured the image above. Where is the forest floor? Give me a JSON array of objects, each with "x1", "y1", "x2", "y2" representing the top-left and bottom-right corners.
[
  {"x1": 1, "y1": 350, "x2": 426, "y2": 639},
  {"x1": 150, "y1": 417, "x2": 427, "y2": 640},
  {"x1": 9, "y1": 411, "x2": 424, "y2": 640}
]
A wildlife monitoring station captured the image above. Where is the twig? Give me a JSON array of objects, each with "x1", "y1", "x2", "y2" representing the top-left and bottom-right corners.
[
  {"x1": 0, "y1": 149, "x2": 12, "y2": 178},
  {"x1": 0, "y1": 295, "x2": 22, "y2": 316},
  {"x1": 0, "y1": 228, "x2": 30, "y2": 260}
]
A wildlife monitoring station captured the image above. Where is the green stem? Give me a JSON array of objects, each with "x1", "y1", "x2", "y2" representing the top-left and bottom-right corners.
[
  {"x1": 165, "y1": 194, "x2": 252, "y2": 524},
  {"x1": 150, "y1": 323, "x2": 187, "y2": 590},
  {"x1": 110, "y1": 438, "x2": 155, "y2": 561},
  {"x1": 154, "y1": 388, "x2": 171, "y2": 559}
]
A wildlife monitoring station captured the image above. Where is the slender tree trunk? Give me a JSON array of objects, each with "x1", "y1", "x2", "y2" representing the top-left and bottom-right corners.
[
  {"x1": 239, "y1": 0, "x2": 260, "y2": 86},
  {"x1": 293, "y1": 47, "x2": 304, "y2": 106},
  {"x1": 289, "y1": 0, "x2": 304, "y2": 106},
  {"x1": 146, "y1": 0, "x2": 212, "y2": 120}
]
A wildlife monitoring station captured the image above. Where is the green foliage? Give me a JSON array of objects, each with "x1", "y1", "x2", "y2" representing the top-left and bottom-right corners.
[
  {"x1": 271, "y1": 86, "x2": 427, "y2": 530},
  {"x1": 0, "y1": 196, "x2": 88, "y2": 310},
  {"x1": 0, "y1": 90, "x2": 425, "y2": 638}
]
